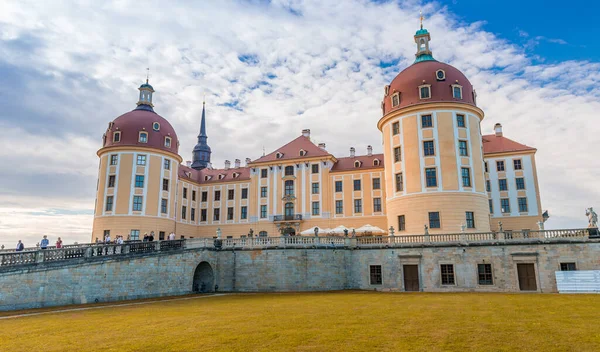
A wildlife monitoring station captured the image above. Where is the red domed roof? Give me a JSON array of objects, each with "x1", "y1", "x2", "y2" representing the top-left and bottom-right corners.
[
  {"x1": 383, "y1": 61, "x2": 475, "y2": 115},
  {"x1": 102, "y1": 109, "x2": 179, "y2": 155}
]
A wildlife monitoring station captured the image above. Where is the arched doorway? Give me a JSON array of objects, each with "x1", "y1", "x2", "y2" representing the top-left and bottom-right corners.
[{"x1": 192, "y1": 261, "x2": 214, "y2": 293}]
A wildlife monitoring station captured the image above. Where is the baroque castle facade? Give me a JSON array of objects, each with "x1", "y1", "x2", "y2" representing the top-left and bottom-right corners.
[{"x1": 92, "y1": 26, "x2": 546, "y2": 242}]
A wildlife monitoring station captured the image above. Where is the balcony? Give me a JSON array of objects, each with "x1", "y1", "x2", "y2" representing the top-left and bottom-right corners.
[{"x1": 273, "y1": 214, "x2": 303, "y2": 222}]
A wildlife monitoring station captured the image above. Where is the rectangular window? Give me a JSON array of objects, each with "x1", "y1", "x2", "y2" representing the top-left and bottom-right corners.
[
  {"x1": 105, "y1": 196, "x2": 113, "y2": 211},
  {"x1": 354, "y1": 199, "x2": 362, "y2": 213},
  {"x1": 398, "y1": 215, "x2": 406, "y2": 231},
  {"x1": 486, "y1": 180, "x2": 491, "y2": 192},
  {"x1": 373, "y1": 198, "x2": 382, "y2": 212},
  {"x1": 192, "y1": 190, "x2": 196, "y2": 201},
  {"x1": 228, "y1": 189, "x2": 234, "y2": 200},
  {"x1": 423, "y1": 141, "x2": 435, "y2": 156},
  {"x1": 453, "y1": 86, "x2": 462, "y2": 99},
  {"x1": 335, "y1": 181, "x2": 343, "y2": 192},
  {"x1": 466, "y1": 211, "x2": 475, "y2": 228},
  {"x1": 429, "y1": 212, "x2": 441, "y2": 229},
  {"x1": 113, "y1": 132, "x2": 121, "y2": 142},
  {"x1": 393, "y1": 146, "x2": 401, "y2": 162},
  {"x1": 284, "y1": 166, "x2": 294, "y2": 176},
  {"x1": 191, "y1": 208, "x2": 195, "y2": 221},
  {"x1": 425, "y1": 168, "x2": 437, "y2": 187},
  {"x1": 335, "y1": 200, "x2": 343, "y2": 214},
  {"x1": 110, "y1": 155, "x2": 118, "y2": 165},
  {"x1": 518, "y1": 197, "x2": 528, "y2": 213},
  {"x1": 392, "y1": 122, "x2": 400, "y2": 135},
  {"x1": 139, "y1": 132, "x2": 147, "y2": 143},
  {"x1": 441, "y1": 264, "x2": 455, "y2": 285},
  {"x1": 161, "y1": 198, "x2": 168, "y2": 214},
  {"x1": 227, "y1": 207, "x2": 234, "y2": 220},
  {"x1": 312, "y1": 183, "x2": 319, "y2": 194},
  {"x1": 134, "y1": 175, "x2": 144, "y2": 188},
  {"x1": 391, "y1": 93, "x2": 400, "y2": 107},
  {"x1": 560, "y1": 263, "x2": 576, "y2": 271},
  {"x1": 312, "y1": 202, "x2": 320, "y2": 216},
  {"x1": 260, "y1": 205, "x2": 267, "y2": 219},
  {"x1": 241, "y1": 206, "x2": 248, "y2": 220},
  {"x1": 214, "y1": 190, "x2": 221, "y2": 201},
  {"x1": 164, "y1": 159, "x2": 170, "y2": 170},
  {"x1": 213, "y1": 208, "x2": 220, "y2": 221},
  {"x1": 284, "y1": 181, "x2": 294, "y2": 196},
  {"x1": 162, "y1": 179, "x2": 169, "y2": 191},
  {"x1": 456, "y1": 114, "x2": 465, "y2": 127},
  {"x1": 395, "y1": 173, "x2": 403, "y2": 192},
  {"x1": 159, "y1": 231, "x2": 165, "y2": 241},
  {"x1": 478, "y1": 264, "x2": 493, "y2": 285},
  {"x1": 261, "y1": 169, "x2": 268, "y2": 178},
  {"x1": 181, "y1": 206, "x2": 187, "y2": 220},
  {"x1": 136, "y1": 155, "x2": 146, "y2": 166},
  {"x1": 489, "y1": 199, "x2": 493, "y2": 214},
  {"x1": 372, "y1": 178, "x2": 381, "y2": 190},
  {"x1": 260, "y1": 187, "x2": 267, "y2": 198},
  {"x1": 130, "y1": 230, "x2": 140, "y2": 241},
  {"x1": 312, "y1": 164, "x2": 319, "y2": 174},
  {"x1": 108, "y1": 175, "x2": 116, "y2": 188},
  {"x1": 501, "y1": 198, "x2": 510, "y2": 213},
  {"x1": 183, "y1": 187, "x2": 188, "y2": 199},
  {"x1": 516, "y1": 177, "x2": 525, "y2": 190},
  {"x1": 420, "y1": 86, "x2": 431, "y2": 100},
  {"x1": 459, "y1": 140, "x2": 468, "y2": 156},
  {"x1": 513, "y1": 159, "x2": 522, "y2": 170},
  {"x1": 498, "y1": 179, "x2": 508, "y2": 191},
  {"x1": 484, "y1": 162, "x2": 488, "y2": 173},
  {"x1": 496, "y1": 160, "x2": 505, "y2": 172},
  {"x1": 201, "y1": 191, "x2": 208, "y2": 202},
  {"x1": 370, "y1": 265, "x2": 382, "y2": 285},
  {"x1": 353, "y1": 179, "x2": 361, "y2": 191},
  {"x1": 421, "y1": 114, "x2": 433, "y2": 127},
  {"x1": 132, "y1": 196, "x2": 143, "y2": 211},
  {"x1": 461, "y1": 168, "x2": 471, "y2": 187},
  {"x1": 200, "y1": 209, "x2": 207, "y2": 222},
  {"x1": 241, "y1": 188, "x2": 248, "y2": 199}
]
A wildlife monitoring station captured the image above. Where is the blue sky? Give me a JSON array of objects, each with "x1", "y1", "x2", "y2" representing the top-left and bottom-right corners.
[{"x1": 0, "y1": 0, "x2": 599, "y2": 246}]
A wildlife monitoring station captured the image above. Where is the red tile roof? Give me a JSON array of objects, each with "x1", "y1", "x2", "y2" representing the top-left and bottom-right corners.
[
  {"x1": 178, "y1": 165, "x2": 251, "y2": 184},
  {"x1": 482, "y1": 134, "x2": 536, "y2": 155},
  {"x1": 331, "y1": 154, "x2": 384, "y2": 172},
  {"x1": 252, "y1": 135, "x2": 331, "y2": 163}
]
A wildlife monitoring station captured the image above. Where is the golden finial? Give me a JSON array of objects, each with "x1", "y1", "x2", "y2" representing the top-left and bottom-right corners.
[
  {"x1": 146, "y1": 67, "x2": 150, "y2": 84},
  {"x1": 420, "y1": 10, "x2": 424, "y2": 29}
]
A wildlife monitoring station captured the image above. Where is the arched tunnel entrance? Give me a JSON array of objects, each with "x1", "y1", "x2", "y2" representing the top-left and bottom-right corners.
[{"x1": 192, "y1": 261, "x2": 214, "y2": 293}]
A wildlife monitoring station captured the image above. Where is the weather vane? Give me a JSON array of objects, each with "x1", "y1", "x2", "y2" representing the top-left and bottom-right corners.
[
  {"x1": 420, "y1": 10, "x2": 424, "y2": 29},
  {"x1": 146, "y1": 67, "x2": 150, "y2": 83}
]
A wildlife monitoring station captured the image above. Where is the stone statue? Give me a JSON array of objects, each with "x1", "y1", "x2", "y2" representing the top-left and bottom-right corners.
[
  {"x1": 537, "y1": 221, "x2": 544, "y2": 231},
  {"x1": 460, "y1": 223, "x2": 467, "y2": 233},
  {"x1": 343, "y1": 229, "x2": 349, "y2": 237},
  {"x1": 498, "y1": 221, "x2": 503, "y2": 232},
  {"x1": 424, "y1": 225, "x2": 429, "y2": 235},
  {"x1": 388, "y1": 226, "x2": 395, "y2": 237},
  {"x1": 216, "y1": 228, "x2": 222, "y2": 239},
  {"x1": 585, "y1": 207, "x2": 598, "y2": 228},
  {"x1": 314, "y1": 227, "x2": 319, "y2": 237},
  {"x1": 351, "y1": 229, "x2": 356, "y2": 238},
  {"x1": 249, "y1": 228, "x2": 254, "y2": 238}
]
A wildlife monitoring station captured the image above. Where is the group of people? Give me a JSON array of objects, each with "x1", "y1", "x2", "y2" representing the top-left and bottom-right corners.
[
  {"x1": 14, "y1": 235, "x2": 63, "y2": 252},
  {"x1": 94, "y1": 231, "x2": 178, "y2": 244}
]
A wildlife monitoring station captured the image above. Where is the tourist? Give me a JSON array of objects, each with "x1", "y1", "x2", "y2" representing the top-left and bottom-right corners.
[
  {"x1": 143, "y1": 233, "x2": 149, "y2": 242},
  {"x1": 148, "y1": 231, "x2": 155, "y2": 242},
  {"x1": 104, "y1": 233, "x2": 111, "y2": 244},
  {"x1": 40, "y1": 235, "x2": 49, "y2": 250},
  {"x1": 168, "y1": 232, "x2": 176, "y2": 240},
  {"x1": 16, "y1": 240, "x2": 24, "y2": 251},
  {"x1": 117, "y1": 236, "x2": 124, "y2": 245},
  {"x1": 95, "y1": 237, "x2": 99, "y2": 244},
  {"x1": 56, "y1": 237, "x2": 63, "y2": 249}
]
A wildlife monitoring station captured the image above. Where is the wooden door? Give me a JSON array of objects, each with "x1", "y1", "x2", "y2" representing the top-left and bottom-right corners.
[
  {"x1": 403, "y1": 265, "x2": 420, "y2": 292},
  {"x1": 517, "y1": 263, "x2": 537, "y2": 291}
]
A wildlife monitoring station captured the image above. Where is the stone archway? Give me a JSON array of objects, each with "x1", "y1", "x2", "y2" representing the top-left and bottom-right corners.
[{"x1": 192, "y1": 261, "x2": 214, "y2": 293}]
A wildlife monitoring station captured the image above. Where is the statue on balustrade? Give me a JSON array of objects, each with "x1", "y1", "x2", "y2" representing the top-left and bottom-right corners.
[{"x1": 585, "y1": 207, "x2": 598, "y2": 228}]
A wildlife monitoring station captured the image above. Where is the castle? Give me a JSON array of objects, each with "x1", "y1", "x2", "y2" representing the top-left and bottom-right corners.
[{"x1": 92, "y1": 24, "x2": 547, "y2": 242}]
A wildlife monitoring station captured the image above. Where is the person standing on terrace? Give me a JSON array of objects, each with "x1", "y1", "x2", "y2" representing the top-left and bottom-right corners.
[
  {"x1": 15, "y1": 240, "x2": 24, "y2": 251},
  {"x1": 40, "y1": 235, "x2": 49, "y2": 250},
  {"x1": 56, "y1": 237, "x2": 63, "y2": 249}
]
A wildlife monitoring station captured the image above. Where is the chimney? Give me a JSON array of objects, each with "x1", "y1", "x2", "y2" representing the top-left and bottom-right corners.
[
  {"x1": 367, "y1": 145, "x2": 373, "y2": 156},
  {"x1": 494, "y1": 123, "x2": 503, "y2": 137},
  {"x1": 302, "y1": 129, "x2": 311, "y2": 138},
  {"x1": 224, "y1": 160, "x2": 231, "y2": 170},
  {"x1": 318, "y1": 143, "x2": 326, "y2": 151},
  {"x1": 234, "y1": 159, "x2": 241, "y2": 168},
  {"x1": 245, "y1": 157, "x2": 251, "y2": 166},
  {"x1": 350, "y1": 147, "x2": 355, "y2": 158},
  {"x1": 186, "y1": 161, "x2": 191, "y2": 167}
]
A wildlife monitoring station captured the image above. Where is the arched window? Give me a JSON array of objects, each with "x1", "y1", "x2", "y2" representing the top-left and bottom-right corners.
[
  {"x1": 285, "y1": 202, "x2": 294, "y2": 217},
  {"x1": 113, "y1": 131, "x2": 121, "y2": 143},
  {"x1": 284, "y1": 180, "x2": 294, "y2": 196},
  {"x1": 420, "y1": 38, "x2": 426, "y2": 50},
  {"x1": 259, "y1": 231, "x2": 268, "y2": 237},
  {"x1": 164, "y1": 137, "x2": 171, "y2": 148},
  {"x1": 139, "y1": 132, "x2": 148, "y2": 143},
  {"x1": 285, "y1": 165, "x2": 294, "y2": 176},
  {"x1": 299, "y1": 149, "x2": 306, "y2": 156},
  {"x1": 276, "y1": 152, "x2": 283, "y2": 159},
  {"x1": 354, "y1": 161, "x2": 361, "y2": 168},
  {"x1": 373, "y1": 159, "x2": 380, "y2": 166}
]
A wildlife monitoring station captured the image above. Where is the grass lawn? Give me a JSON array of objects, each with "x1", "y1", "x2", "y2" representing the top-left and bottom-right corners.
[{"x1": 1, "y1": 291, "x2": 599, "y2": 352}]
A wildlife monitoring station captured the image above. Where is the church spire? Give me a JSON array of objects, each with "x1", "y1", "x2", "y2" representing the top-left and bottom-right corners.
[
  {"x1": 191, "y1": 100, "x2": 212, "y2": 170},
  {"x1": 414, "y1": 12, "x2": 435, "y2": 63}
]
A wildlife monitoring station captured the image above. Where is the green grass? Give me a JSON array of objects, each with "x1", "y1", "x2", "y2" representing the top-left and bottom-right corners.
[{"x1": 1, "y1": 292, "x2": 599, "y2": 352}]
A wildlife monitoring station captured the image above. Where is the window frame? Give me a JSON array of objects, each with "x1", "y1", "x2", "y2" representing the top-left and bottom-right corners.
[
  {"x1": 138, "y1": 131, "x2": 148, "y2": 143},
  {"x1": 425, "y1": 168, "x2": 437, "y2": 188},
  {"x1": 200, "y1": 209, "x2": 207, "y2": 222},
  {"x1": 240, "y1": 206, "x2": 248, "y2": 220},
  {"x1": 132, "y1": 196, "x2": 143, "y2": 212},
  {"x1": 214, "y1": 190, "x2": 221, "y2": 201},
  {"x1": 260, "y1": 205, "x2": 267, "y2": 219},
  {"x1": 560, "y1": 262, "x2": 576, "y2": 271},
  {"x1": 353, "y1": 179, "x2": 361, "y2": 191},
  {"x1": 486, "y1": 180, "x2": 491, "y2": 192},
  {"x1": 241, "y1": 188, "x2": 248, "y2": 199},
  {"x1": 183, "y1": 187, "x2": 188, "y2": 199},
  {"x1": 496, "y1": 160, "x2": 505, "y2": 172},
  {"x1": 373, "y1": 197, "x2": 382, "y2": 212},
  {"x1": 190, "y1": 208, "x2": 195, "y2": 222},
  {"x1": 354, "y1": 199, "x2": 362, "y2": 213},
  {"x1": 160, "y1": 198, "x2": 168, "y2": 214},
  {"x1": 136, "y1": 155, "x2": 147, "y2": 166},
  {"x1": 466, "y1": 211, "x2": 475, "y2": 229},
  {"x1": 284, "y1": 165, "x2": 294, "y2": 176},
  {"x1": 113, "y1": 131, "x2": 121, "y2": 143},
  {"x1": 164, "y1": 137, "x2": 171, "y2": 148},
  {"x1": 370, "y1": 265, "x2": 383, "y2": 285},
  {"x1": 421, "y1": 114, "x2": 433, "y2": 128},
  {"x1": 335, "y1": 200, "x2": 343, "y2": 215},
  {"x1": 311, "y1": 164, "x2": 319, "y2": 174},
  {"x1": 456, "y1": 114, "x2": 466, "y2": 128},
  {"x1": 440, "y1": 264, "x2": 455, "y2": 285},
  {"x1": 105, "y1": 196, "x2": 113, "y2": 211},
  {"x1": 110, "y1": 154, "x2": 118, "y2": 165},
  {"x1": 461, "y1": 168, "x2": 471, "y2": 187},
  {"x1": 311, "y1": 182, "x2": 319, "y2": 195},
  {"x1": 516, "y1": 177, "x2": 526, "y2": 190},
  {"x1": 500, "y1": 198, "x2": 510, "y2": 213},
  {"x1": 162, "y1": 179, "x2": 169, "y2": 191},
  {"x1": 498, "y1": 179, "x2": 508, "y2": 191},
  {"x1": 181, "y1": 206, "x2": 187, "y2": 220},
  {"x1": 135, "y1": 175, "x2": 144, "y2": 188},
  {"x1": 391, "y1": 92, "x2": 400, "y2": 107},
  {"x1": 335, "y1": 181, "x2": 343, "y2": 192},
  {"x1": 458, "y1": 140, "x2": 469, "y2": 156},
  {"x1": 419, "y1": 85, "x2": 431, "y2": 100},
  {"x1": 394, "y1": 146, "x2": 401, "y2": 162},
  {"x1": 423, "y1": 140, "x2": 435, "y2": 156},
  {"x1": 260, "y1": 187, "x2": 267, "y2": 198},
  {"x1": 477, "y1": 264, "x2": 493, "y2": 285},
  {"x1": 311, "y1": 201, "x2": 320, "y2": 216},
  {"x1": 518, "y1": 197, "x2": 528, "y2": 213},
  {"x1": 213, "y1": 208, "x2": 220, "y2": 221},
  {"x1": 284, "y1": 180, "x2": 294, "y2": 196},
  {"x1": 372, "y1": 177, "x2": 381, "y2": 190},
  {"x1": 451, "y1": 84, "x2": 463, "y2": 99},
  {"x1": 108, "y1": 175, "x2": 116, "y2": 188},
  {"x1": 227, "y1": 207, "x2": 234, "y2": 220},
  {"x1": 398, "y1": 215, "x2": 406, "y2": 231},
  {"x1": 261, "y1": 169, "x2": 268, "y2": 178},
  {"x1": 392, "y1": 121, "x2": 400, "y2": 135},
  {"x1": 513, "y1": 159, "x2": 522, "y2": 170},
  {"x1": 428, "y1": 211, "x2": 441, "y2": 229},
  {"x1": 228, "y1": 189, "x2": 235, "y2": 200},
  {"x1": 164, "y1": 159, "x2": 170, "y2": 170},
  {"x1": 201, "y1": 191, "x2": 208, "y2": 202},
  {"x1": 395, "y1": 173, "x2": 403, "y2": 192}
]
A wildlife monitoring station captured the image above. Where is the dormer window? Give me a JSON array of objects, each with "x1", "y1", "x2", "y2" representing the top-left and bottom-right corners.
[
  {"x1": 113, "y1": 131, "x2": 121, "y2": 143},
  {"x1": 152, "y1": 122, "x2": 160, "y2": 131},
  {"x1": 436, "y1": 69, "x2": 445, "y2": 81},
  {"x1": 204, "y1": 175, "x2": 211, "y2": 181},
  {"x1": 354, "y1": 160, "x2": 361, "y2": 168},
  {"x1": 164, "y1": 137, "x2": 171, "y2": 148},
  {"x1": 373, "y1": 159, "x2": 380, "y2": 166},
  {"x1": 452, "y1": 84, "x2": 463, "y2": 99},
  {"x1": 419, "y1": 85, "x2": 431, "y2": 99},
  {"x1": 299, "y1": 149, "x2": 306, "y2": 157},
  {"x1": 276, "y1": 152, "x2": 283, "y2": 159},
  {"x1": 384, "y1": 85, "x2": 390, "y2": 96},
  {"x1": 232, "y1": 172, "x2": 239, "y2": 178},
  {"x1": 391, "y1": 92, "x2": 400, "y2": 107},
  {"x1": 139, "y1": 132, "x2": 148, "y2": 143},
  {"x1": 218, "y1": 174, "x2": 225, "y2": 180}
]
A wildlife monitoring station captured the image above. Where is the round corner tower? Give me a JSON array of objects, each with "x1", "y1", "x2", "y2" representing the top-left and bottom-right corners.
[{"x1": 378, "y1": 23, "x2": 490, "y2": 234}]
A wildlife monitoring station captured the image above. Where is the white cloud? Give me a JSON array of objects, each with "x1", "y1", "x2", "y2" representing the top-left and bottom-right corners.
[{"x1": 0, "y1": 0, "x2": 598, "y2": 246}]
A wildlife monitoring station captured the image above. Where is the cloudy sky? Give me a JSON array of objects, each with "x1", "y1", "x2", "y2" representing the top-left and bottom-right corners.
[{"x1": 0, "y1": 0, "x2": 598, "y2": 247}]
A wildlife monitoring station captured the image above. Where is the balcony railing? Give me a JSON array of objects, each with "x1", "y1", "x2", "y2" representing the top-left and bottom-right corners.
[{"x1": 273, "y1": 214, "x2": 303, "y2": 221}]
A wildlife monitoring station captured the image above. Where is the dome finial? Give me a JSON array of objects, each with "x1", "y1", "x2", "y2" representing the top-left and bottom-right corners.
[
  {"x1": 135, "y1": 72, "x2": 155, "y2": 112},
  {"x1": 146, "y1": 67, "x2": 150, "y2": 84},
  {"x1": 414, "y1": 13, "x2": 435, "y2": 63},
  {"x1": 420, "y1": 10, "x2": 424, "y2": 30}
]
